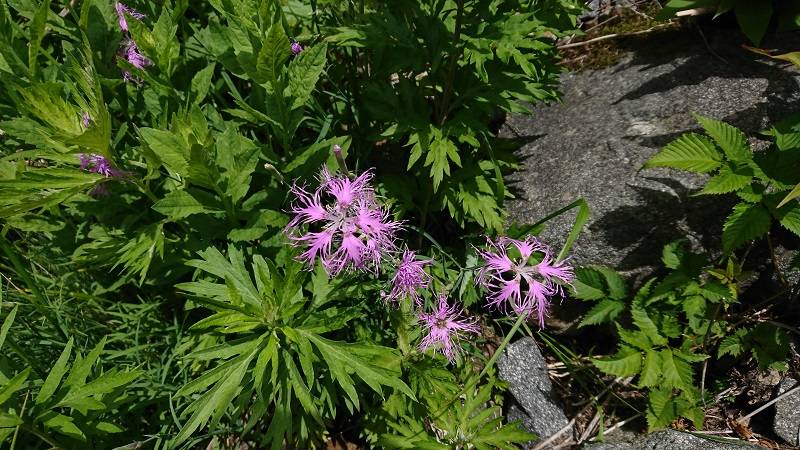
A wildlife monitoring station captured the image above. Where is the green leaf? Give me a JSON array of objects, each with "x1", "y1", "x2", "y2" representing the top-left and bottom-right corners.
[
  {"x1": 735, "y1": 0, "x2": 772, "y2": 45},
  {"x1": 644, "y1": 133, "x2": 722, "y2": 173},
  {"x1": 638, "y1": 350, "x2": 661, "y2": 388},
  {"x1": 257, "y1": 23, "x2": 291, "y2": 84},
  {"x1": 287, "y1": 42, "x2": 327, "y2": 109},
  {"x1": 42, "y1": 413, "x2": 85, "y2": 441},
  {"x1": 647, "y1": 387, "x2": 677, "y2": 431},
  {"x1": 0, "y1": 304, "x2": 17, "y2": 353},
  {"x1": 0, "y1": 413, "x2": 22, "y2": 428},
  {"x1": 593, "y1": 347, "x2": 641, "y2": 377},
  {"x1": 424, "y1": 132, "x2": 461, "y2": 192},
  {"x1": 300, "y1": 331, "x2": 414, "y2": 406},
  {"x1": 139, "y1": 128, "x2": 190, "y2": 175},
  {"x1": 152, "y1": 190, "x2": 222, "y2": 220},
  {"x1": 173, "y1": 347, "x2": 258, "y2": 446},
  {"x1": 770, "y1": 202, "x2": 800, "y2": 237},
  {"x1": 722, "y1": 202, "x2": 771, "y2": 253},
  {"x1": 572, "y1": 267, "x2": 605, "y2": 301},
  {"x1": 631, "y1": 306, "x2": 667, "y2": 346},
  {"x1": 0, "y1": 368, "x2": 31, "y2": 406},
  {"x1": 693, "y1": 114, "x2": 751, "y2": 161},
  {"x1": 596, "y1": 266, "x2": 627, "y2": 299},
  {"x1": 660, "y1": 349, "x2": 693, "y2": 390},
  {"x1": 64, "y1": 337, "x2": 105, "y2": 388},
  {"x1": 36, "y1": 337, "x2": 74, "y2": 405},
  {"x1": 191, "y1": 63, "x2": 216, "y2": 105},
  {"x1": 28, "y1": 0, "x2": 52, "y2": 78},
  {"x1": 579, "y1": 299, "x2": 625, "y2": 327},
  {"x1": 696, "y1": 163, "x2": 753, "y2": 195},
  {"x1": 777, "y1": 183, "x2": 800, "y2": 208}
]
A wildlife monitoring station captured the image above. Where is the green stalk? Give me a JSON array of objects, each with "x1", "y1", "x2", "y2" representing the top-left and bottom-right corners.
[
  {"x1": 0, "y1": 233, "x2": 67, "y2": 340},
  {"x1": 427, "y1": 313, "x2": 527, "y2": 423}
]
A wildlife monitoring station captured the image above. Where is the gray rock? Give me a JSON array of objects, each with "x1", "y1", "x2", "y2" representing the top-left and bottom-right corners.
[
  {"x1": 497, "y1": 337, "x2": 570, "y2": 441},
  {"x1": 774, "y1": 378, "x2": 800, "y2": 446},
  {"x1": 505, "y1": 28, "x2": 800, "y2": 276},
  {"x1": 583, "y1": 428, "x2": 760, "y2": 449}
]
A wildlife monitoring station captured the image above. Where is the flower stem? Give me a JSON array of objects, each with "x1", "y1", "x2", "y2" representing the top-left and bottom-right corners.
[{"x1": 427, "y1": 313, "x2": 527, "y2": 423}]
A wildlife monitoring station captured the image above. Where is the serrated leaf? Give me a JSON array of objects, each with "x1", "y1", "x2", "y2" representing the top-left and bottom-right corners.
[
  {"x1": 722, "y1": 202, "x2": 771, "y2": 253},
  {"x1": 644, "y1": 133, "x2": 722, "y2": 173},
  {"x1": 718, "y1": 328, "x2": 748, "y2": 358},
  {"x1": 693, "y1": 114, "x2": 751, "y2": 161},
  {"x1": 572, "y1": 267, "x2": 605, "y2": 300},
  {"x1": 647, "y1": 387, "x2": 677, "y2": 431},
  {"x1": 660, "y1": 349, "x2": 693, "y2": 390},
  {"x1": 696, "y1": 163, "x2": 753, "y2": 195},
  {"x1": 579, "y1": 299, "x2": 625, "y2": 327},
  {"x1": 139, "y1": 128, "x2": 190, "y2": 175},
  {"x1": 191, "y1": 63, "x2": 216, "y2": 105},
  {"x1": 593, "y1": 347, "x2": 641, "y2": 377},
  {"x1": 257, "y1": 23, "x2": 291, "y2": 84},
  {"x1": 638, "y1": 350, "x2": 661, "y2": 387},
  {"x1": 771, "y1": 202, "x2": 800, "y2": 237},
  {"x1": 287, "y1": 42, "x2": 327, "y2": 109},
  {"x1": 36, "y1": 337, "x2": 74, "y2": 405},
  {"x1": 631, "y1": 306, "x2": 667, "y2": 346}
]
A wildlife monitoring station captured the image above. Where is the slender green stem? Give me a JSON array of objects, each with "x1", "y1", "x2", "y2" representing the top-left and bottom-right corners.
[
  {"x1": 427, "y1": 313, "x2": 527, "y2": 423},
  {"x1": 437, "y1": 0, "x2": 465, "y2": 126},
  {"x1": 0, "y1": 233, "x2": 67, "y2": 340}
]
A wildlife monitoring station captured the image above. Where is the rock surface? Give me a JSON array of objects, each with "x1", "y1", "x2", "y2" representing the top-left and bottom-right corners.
[
  {"x1": 582, "y1": 429, "x2": 760, "y2": 449},
  {"x1": 497, "y1": 337, "x2": 570, "y2": 443},
  {"x1": 773, "y1": 378, "x2": 800, "y2": 446},
  {"x1": 505, "y1": 27, "x2": 800, "y2": 275}
]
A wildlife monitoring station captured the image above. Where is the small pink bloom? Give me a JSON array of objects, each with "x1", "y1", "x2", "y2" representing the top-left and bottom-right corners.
[
  {"x1": 115, "y1": 3, "x2": 145, "y2": 32},
  {"x1": 78, "y1": 154, "x2": 123, "y2": 178},
  {"x1": 476, "y1": 236, "x2": 574, "y2": 328},
  {"x1": 286, "y1": 168, "x2": 400, "y2": 276},
  {"x1": 291, "y1": 41, "x2": 303, "y2": 55},
  {"x1": 386, "y1": 250, "x2": 431, "y2": 304},
  {"x1": 418, "y1": 294, "x2": 479, "y2": 364},
  {"x1": 82, "y1": 112, "x2": 91, "y2": 128}
]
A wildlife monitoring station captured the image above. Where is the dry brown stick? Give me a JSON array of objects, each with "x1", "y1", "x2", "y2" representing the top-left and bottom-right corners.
[
  {"x1": 588, "y1": 412, "x2": 644, "y2": 440},
  {"x1": 577, "y1": 405, "x2": 605, "y2": 444},
  {"x1": 530, "y1": 417, "x2": 576, "y2": 450},
  {"x1": 58, "y1": 0, "x2": 80, "y2": 18},
  {"x1": 556, "y1": 22, "x2": 676, "y2": 49}
]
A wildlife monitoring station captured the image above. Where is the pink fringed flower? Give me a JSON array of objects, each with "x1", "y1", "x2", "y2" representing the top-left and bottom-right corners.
[
  {"x1": 418, "y1": 294, "x2": 479, "y2": 363},
  {"x1": 287, "y1": 168, "x2": 400, "y2": 276},
  {"x1": 476, "y1": 236, "x2": 574, "y2": 328},
  {"x1": 78, "y1": 154, "x2": 122, "y2": 178},
  {"x1": 291, "y1": 42, "x2": 303, "y2": 55},
  {"x1": 121, "y1": 40, "x2": 150, "y2": 82},
  {"x1": 386, "y1": 250, "x2": 431, "y2": 304},
  {"x1": 115, "y1": 3, "x2": 145, "y2": 32}
]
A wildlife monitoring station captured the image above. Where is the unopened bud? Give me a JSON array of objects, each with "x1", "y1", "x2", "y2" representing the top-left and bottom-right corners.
[
  {"x1": 264, "y1": 163, "x2": 285, "y2": 184},
  {"x1": 332, "y1": 144, "x2": 351, "y2": 178}
]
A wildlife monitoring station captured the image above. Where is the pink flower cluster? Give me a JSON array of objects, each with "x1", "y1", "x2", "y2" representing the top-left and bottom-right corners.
[
  {"x1": 115, "y1": 3, "x2": 151, "y2": 82},
  {"x1": 477, "y1": 236, "x2": 574, "y2": 328},
  {"x1": 286, "y1": 168, "x2": 400, "y2": 277},
  {"x1": 285, "y1": 154, "x2": 574, "y2": 364}
]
